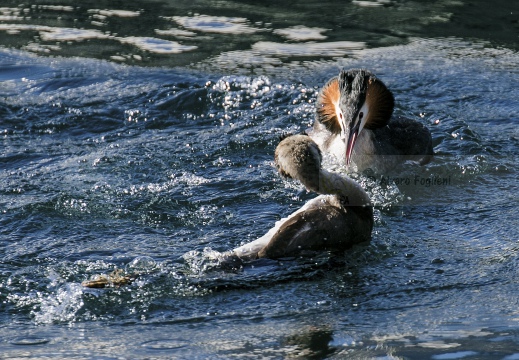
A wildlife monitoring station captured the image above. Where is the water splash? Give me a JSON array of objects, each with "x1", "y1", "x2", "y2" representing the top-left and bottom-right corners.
[
  {"x1": 32, "y1": 283, "x2": 84, "y2": 324},
  {"x1": 182, "y1": 247, "x2": 242, "y2": 276},
  {"x1": 124, "y1": 256, "x2": 157, "y2": 274}
]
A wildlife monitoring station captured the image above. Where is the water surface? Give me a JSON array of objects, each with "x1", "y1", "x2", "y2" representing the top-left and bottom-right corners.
[{"x1": 1, "y1": 0, "x2": 519, "y2": 358}]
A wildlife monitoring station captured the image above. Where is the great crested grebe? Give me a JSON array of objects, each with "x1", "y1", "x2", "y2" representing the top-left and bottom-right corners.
[
  {"x1": 232, "y1": 134, "x2": 373, "y2": 260},
  {"x1": 308, "y1": 69, "x2": 434, "y2": 172}
]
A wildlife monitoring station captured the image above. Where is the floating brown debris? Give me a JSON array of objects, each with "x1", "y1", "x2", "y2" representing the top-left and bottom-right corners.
[{"x1": 82, "y1": 269, "x2": 138, "y2": 288}]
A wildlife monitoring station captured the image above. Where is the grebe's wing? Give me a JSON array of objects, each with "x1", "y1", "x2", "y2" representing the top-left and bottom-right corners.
[
  {"x1": 372, "y1": 116, "x2": 434, "y2": 165},
  {"x1": 258, "y1": 202, "x2": 371, "y2": 259}
]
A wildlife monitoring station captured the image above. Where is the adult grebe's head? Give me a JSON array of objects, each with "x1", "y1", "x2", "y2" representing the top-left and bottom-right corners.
[
  {"x1": 275, "y1": 134, "x2": 321, "y2": 193},
  {"x1": 316, "y1": 69, "x2": 394, "y2": 164}
]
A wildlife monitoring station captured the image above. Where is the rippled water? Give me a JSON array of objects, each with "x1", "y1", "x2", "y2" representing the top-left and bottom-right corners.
[{"x1": 1, "y1": 0, "x2": 519, "y2": 358}]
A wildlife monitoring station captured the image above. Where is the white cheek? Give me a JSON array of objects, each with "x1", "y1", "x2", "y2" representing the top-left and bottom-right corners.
[{"x1": 335, "y1": 102, "x2": 346, "y2": 138}]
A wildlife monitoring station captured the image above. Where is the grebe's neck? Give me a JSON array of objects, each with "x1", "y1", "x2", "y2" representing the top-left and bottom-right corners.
[{"x1": 318, "y1": 169, "x2": 371, "y2": 207}]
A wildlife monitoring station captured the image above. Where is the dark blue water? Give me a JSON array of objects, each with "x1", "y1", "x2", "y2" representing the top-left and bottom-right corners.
[{"x1": 1, "y1": 1, "x2": 519, "y2": 358}]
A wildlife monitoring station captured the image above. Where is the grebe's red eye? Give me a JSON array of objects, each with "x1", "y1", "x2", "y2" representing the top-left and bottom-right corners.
[
  {"x1": 339, "y1": 113, "x2": 343, "y2": 119},
  {"x1": 359, "y1": 112, "x2": 364, "y2": 120}
]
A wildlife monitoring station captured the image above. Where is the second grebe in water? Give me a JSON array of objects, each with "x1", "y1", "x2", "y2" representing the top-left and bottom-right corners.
[
  {"x1": 232, "y1": 134, "x2": 373, "y2": 260},
  {"x1": 308, "y1": 69, "x2": 434, "y2": 172}
]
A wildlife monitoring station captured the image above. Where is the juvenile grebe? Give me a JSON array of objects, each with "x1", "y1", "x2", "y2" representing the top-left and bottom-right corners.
[
  {"x1": 232, "y1": 134, "x2": 373, "y2": 260},
  {"x1": 308, "y1": 69, "x2": 434, "y2": 172}
]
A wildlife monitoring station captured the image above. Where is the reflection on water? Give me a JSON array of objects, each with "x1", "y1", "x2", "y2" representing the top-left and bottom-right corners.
[
  {"x1": 0, "y1": 0, "x2": 516, "y2": 67},
  {"x1": 274, "y1": 26, "x2": 329, "y2": 41},
  {"x1": 170, "y1": 15, "x2": 262, "y2": 34},
  {"x1": 118, "y1": 36, "x2": 198, "y2": 54},
  {"x1": 252, "y1": 40, "x2": 365, "y2": 57},
  {"x1": 282, "y1": 326, "x2": 335, "y2": 359}
]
